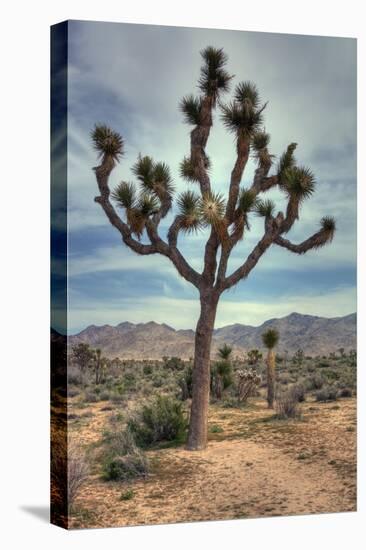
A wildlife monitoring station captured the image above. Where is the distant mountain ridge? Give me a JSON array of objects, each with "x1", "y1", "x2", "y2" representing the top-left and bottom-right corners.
[{"x1": 68, "y1": 312, "x2": 356, "y2": 359}]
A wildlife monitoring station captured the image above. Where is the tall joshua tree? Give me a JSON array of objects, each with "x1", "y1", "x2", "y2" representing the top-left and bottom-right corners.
[
  {"x1": 91, "y1": 47, "x2": 336, "y2": 450},
  {"x1": 262, "y1": 328, "x2": 279, "y2": 409}
]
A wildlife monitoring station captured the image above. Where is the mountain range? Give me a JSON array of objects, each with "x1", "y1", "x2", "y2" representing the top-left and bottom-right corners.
[{"x1": 68, "y1": 312, "x2": 356, "y2": 359}]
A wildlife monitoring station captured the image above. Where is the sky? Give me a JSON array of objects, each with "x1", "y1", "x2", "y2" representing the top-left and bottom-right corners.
[{"x1": 55, "y1": 20, "x2": 356, "y2": 334}]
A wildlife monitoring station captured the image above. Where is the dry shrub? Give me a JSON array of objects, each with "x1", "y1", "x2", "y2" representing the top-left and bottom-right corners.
[
  {"x1": 102, "y1": 429, "x2": 149, "y2": 481},
  {"x1": 275, "y1": 387, "x2": 300, "y2": 419},
  {"x1": 237, "y1": 369, "x2": 261, "y2": 403},
  {"x1": 68, "y1": 441, "x2": 89, "y2": 510}
]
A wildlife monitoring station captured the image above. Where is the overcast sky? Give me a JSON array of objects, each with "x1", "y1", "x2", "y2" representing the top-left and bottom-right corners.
[{"x1": 61, "y1": 20, "x2": 356, "y2": 334}]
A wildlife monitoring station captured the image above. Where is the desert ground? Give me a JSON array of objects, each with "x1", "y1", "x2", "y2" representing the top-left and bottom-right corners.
[{"x1": 65, "y1": 392, "x2": 356, "y2": 528}]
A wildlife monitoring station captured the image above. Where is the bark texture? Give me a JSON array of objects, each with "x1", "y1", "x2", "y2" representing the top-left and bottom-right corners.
[{"x1": 187, "y1": 292, "x2": 218, "y2": 450}]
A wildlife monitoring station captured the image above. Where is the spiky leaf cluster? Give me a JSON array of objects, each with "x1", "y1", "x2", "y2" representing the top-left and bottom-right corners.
[
  {"x1": 198, "y1": 46, "x2": 232, "y2": 102},
  {"x1": 251, "y1": 130, "x2": 274, "y2": 167},
  {"x1": 132, "y1": 155, "x2": 174, "y2": 198},
  {"x1": 180, "y1": 95, "x2": 202, "y2": 126},
  {"x1": 218, "y1": 343, "x2": 232, "y2": 360},
  {"x1": 320, "y1": 216, "x2": 336, "y2": 234},
  {"x1": 138, "y1": 193, "x2": 159, "y2": 216},
  {"x1": 234, "y1": 81, "x2": 261, "y2": 110},
  {"x1": 255, "y1": 198, "x2": 276, "y2": 218},
  {"x1": 176, "y1": 191, "x2": 202, "y2": 233},
  {"x1": 91, "y1": 124, "x2": 124, "y2": 161},
  {"x1": 180, "y1": 155, "x2": 211, "y2": 183},
  {"x1": 277, "y1": 142, "x2": 297, "y2": 178},
  {"x1": 111, "y1": 181, "x2": 136, "y2": 209},
  {"x1": 283, "y1": 166, "x2": 316, "y2": 202},
  {"x1": 252, "y1": 130, "x2": 270, "y2": 152},
  {"x1": 199, "y1": 192, "x2": 226, "y2": 225},
  {"x1": 231, "y1": 189, "x2": 258, "y2": 238},
  {"x1": 238, "y1": 189, "x2": 258, "y2": 215},
  {"x1": 262, "y1": 328, "x2": 279, "y2": 349},
  {"x1": 220, "y1": 81, "x2": 267, "y2": 138}
]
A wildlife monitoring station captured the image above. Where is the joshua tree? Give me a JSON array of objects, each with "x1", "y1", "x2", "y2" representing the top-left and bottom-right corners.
[
  {"x1": 72, "y1": 343, "x2": 94, "y2": 374},
  {"x1": 262, "y1": 328, "x2": 279, "y2": 408},
  {"x1": 91, "y1": 47, "x2": 336, "y2": 450},
  {"x1": 212, "y1": 344, "x2": 233, "y2": 399}
]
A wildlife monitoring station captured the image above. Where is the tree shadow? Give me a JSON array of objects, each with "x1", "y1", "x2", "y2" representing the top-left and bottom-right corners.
[{"x1": 20, "y1": 505, "x2": 49, "y2": 523}]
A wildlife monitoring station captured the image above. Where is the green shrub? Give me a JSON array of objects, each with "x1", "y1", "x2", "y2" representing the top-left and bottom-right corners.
[
  {"x1": 103, "y1": 454, "x2": 148, "y2": 481},
  {"x1": 99, "y1": 390, "x2": 110, "y2": 401},
  {"x1": 143, "y1": 365, "x2": 153, "y2": 376},
  {"x1": 209, "y1": 425, "x2": 223, "y2": 433},
  {"x1": 119, "y1": 489, "x2": 135, "y2": 501},
  {"x1": 315, "y1": 385, "x2": 338, "y2": 402},
  {"x1": 102, "y1": 429, "x2": 149, "y2": 481},
  {"x1": 128, "y1": 395, "x2": 187, "y2": 447},
  {"x1": 306, "y1": 374, "x2": 324, "y2": 391}
]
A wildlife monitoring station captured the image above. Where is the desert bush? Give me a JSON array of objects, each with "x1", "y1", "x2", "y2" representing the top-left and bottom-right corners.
[
  {"x1": 275, "y1": 387, "x2": 300, "y2": 419},
  {"x1": 68, "y1": 366, "x2": 83, "y2": 386},
  {"x1": 128, "y1": 395, "x2": 187, "y2": 447},
  {"x1": 143, "y1": 364, "x2": 153, "y2": 376},
  {"x1": 84, "y1": 390, "x2": 99, "y2": 403},
  {"x1": 110, "y1": 391, "x2": 124, "y2": 404},
  {"x1": 237, "y1": 369, "x2": 261, "y2": 403},
  {"x1": 317, "y1": 360, "x2": 331, "y2": 368},
  {"x1": 338, "y1": 387, "x2": 353, "y2": 398},
  {"x1": 68, "y1": 442, "x2": 89, "y2": 510},
  {"x1": 99, "y1": 390, "x2": 110, "y2": 401},
  {"x1": 315, "y1": 385, "x2": 338, "y2": 402},
  {"x1": 68, "y1": 387, "x2": 80, "y2": 398},
  {"x1": 103, "y1": 454, "x2": 148, "y2": 481},
  {"x1": 292, "y1": 383, "x2": 306, "y2": 402},
  {"x1": 102, "y1": 429, "x2": 149, "y2": 481},
  {"x1": 306, "y1": 374, "x2": 324, "y2": 391}
]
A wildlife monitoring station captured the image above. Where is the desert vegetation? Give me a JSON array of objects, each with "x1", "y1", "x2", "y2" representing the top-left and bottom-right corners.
[{"x1": 60, "y1": 340, "x2": 357, "y2": 527}]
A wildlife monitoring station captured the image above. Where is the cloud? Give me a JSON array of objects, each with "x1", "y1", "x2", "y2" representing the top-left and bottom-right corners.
[{"x1": 58, "y1": 21, "x2": 356, "y2": 332}]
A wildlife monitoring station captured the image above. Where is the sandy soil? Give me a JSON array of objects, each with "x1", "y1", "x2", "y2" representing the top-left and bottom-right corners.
[{"x1": 68, "y1": 397, "x2": 356, "y2": 529}]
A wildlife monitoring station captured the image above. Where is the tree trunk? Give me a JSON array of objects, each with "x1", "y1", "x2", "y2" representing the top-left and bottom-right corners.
[
  {"x1": 266, "y1": 349, "x2": 276, "y2": 408},
  {"x1": 187, "y1": 292, "x2": 218, "y2": 450}
]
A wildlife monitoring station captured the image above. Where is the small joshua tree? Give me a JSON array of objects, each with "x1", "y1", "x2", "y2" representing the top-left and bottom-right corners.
[
  {"x1": 262, "y1": 328, "x2": 279, "y2": 408},
  {"x1": 91, "y1": 47, "x2": 336, "y2": 450},
  {"x1": 212, "y1": 344, "x2": 233, "y2": 399},
  {"x1": 72, "y1": 343, "x2": 94, "y2": 374}
]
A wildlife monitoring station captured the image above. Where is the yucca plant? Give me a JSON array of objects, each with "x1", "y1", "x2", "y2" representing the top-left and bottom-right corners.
[
  {"x1": 262, "y1": 328, "x2": 280, "y2": 408},
  {"x1": 176, "y1": 190, "x2": 202, "y2": 233},
  {"x1": 91, "y1": 46, "x2": 337, "y2": 451},
  {"x1": 91, "y1": 124, "x2": 124, "y2": 161},
  {"x1": 212, "y1": 344, "x2": 233, "y2": 399}
]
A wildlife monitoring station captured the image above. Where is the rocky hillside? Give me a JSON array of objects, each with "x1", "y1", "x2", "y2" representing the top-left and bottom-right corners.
[{"x1": 68, "y1": 312, "x2": 356, "y2": 359}]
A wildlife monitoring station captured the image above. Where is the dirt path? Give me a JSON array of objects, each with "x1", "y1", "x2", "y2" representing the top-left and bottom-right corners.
[{"x1": 70, "y1": 399, "x2": 356, "y2": 528}]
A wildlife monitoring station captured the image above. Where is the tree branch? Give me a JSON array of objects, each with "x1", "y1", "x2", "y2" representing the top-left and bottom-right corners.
[
  {"x1": 226, "y1": 135, "x2": 250, "y2": 222},
  {"x1": 189, "y1": 96, "x2": 213, "y2": 195},
  {"x1": 94, "y1": 157, "x2": 202, "y2": 289},
  {"x1": 274, "y1": 227, "x2": 335, "y2": 255}
]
